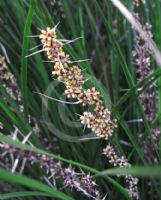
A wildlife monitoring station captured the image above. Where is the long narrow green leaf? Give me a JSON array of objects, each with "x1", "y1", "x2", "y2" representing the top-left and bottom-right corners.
[
  {"x1": 0, "y1": 98, "x2": 21, "y2": 128},
  {"x1": 97, "y1": 165, "x2": 161, "y2": 177},
  {"x1": 0, "y1": 192, "x2": 53, "y2": 199},
  {"x1": 0, "y1": 168, "x2": 73, "y2": 200},
  {"x1": 21, "y1": 0, "x2": 36, "y2": 118}
]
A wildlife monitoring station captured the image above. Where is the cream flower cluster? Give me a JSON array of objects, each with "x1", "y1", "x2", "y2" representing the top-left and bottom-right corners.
[
  {"x1": 39, "y1": 27, "x2": 117, "y2": 140},
  {"x1": 81, "y1": 109, "x2": 117, "y2": 140}
]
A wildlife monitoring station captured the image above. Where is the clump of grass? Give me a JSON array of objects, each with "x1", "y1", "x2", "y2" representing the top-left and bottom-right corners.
[
  {"x1": 0, "y1": 0, "x2": 161, "y2": 200},
  {"x1": 35, "y1": 25, "x2": 139, "y2": 198}
]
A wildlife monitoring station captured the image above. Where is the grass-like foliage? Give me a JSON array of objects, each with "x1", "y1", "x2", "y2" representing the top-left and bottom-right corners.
[{"x1": 0, "y1": 0, "x2": 161, "y2": 199}]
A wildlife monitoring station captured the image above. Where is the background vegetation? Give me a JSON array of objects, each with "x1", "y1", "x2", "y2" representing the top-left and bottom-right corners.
[{"x1": 0, "y1": 0, "x2": 161, "y2": 199}]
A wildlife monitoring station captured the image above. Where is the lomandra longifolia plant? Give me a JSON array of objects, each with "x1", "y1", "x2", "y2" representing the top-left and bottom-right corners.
[
  {"x1": 31, "y1": 26, "x2": 139, "y2": 199},
  {"x1": 2, "y1": 1, "x2": 161, "y2": 199},
  {"x1": 0, "y1": 22, "x2": 139, "y2": 200}
]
